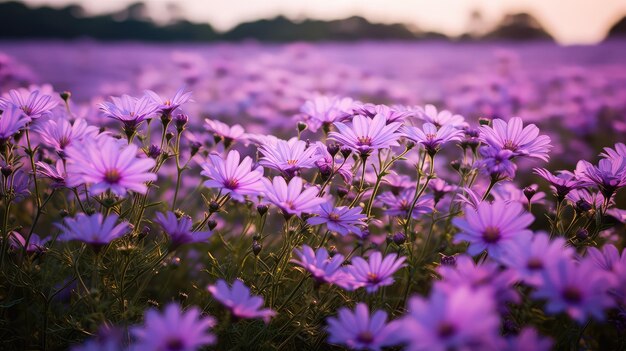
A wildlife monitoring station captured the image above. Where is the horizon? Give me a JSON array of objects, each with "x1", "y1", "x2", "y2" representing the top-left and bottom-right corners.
[{"x1": 7, "y1": 0, "x2": 626, "y2": 44}]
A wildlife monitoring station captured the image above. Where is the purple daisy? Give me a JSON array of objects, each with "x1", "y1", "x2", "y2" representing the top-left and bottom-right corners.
[
  {"x1": 533, "y1": 168, "x2": 584, "y2": 199},
  {"x1": 326, "y1": 303, "x2": 401, "y2": 351},
  {"x1": 453, "y1": 200, "x2": 534, "y2": 261},
  {"x1": 300, "y1": 94, "x2": 353, "y2": 132},
  {"x1": 399, "y1": 286, "x2": 503, "y2": 351},
  {"x1": 479, "y1": 117, "x2": 552, "y2": 161},
  {"x1": 259, "y1": 138, "x2": 319, "y2": 178},
  {"x1": 328, "y1": 113, "x2": 402, "y2": 158},
  {"x1": 207, "y1": 279, "x2": 276, "y2": 323},
  {"x1": 378, "y1": 189, "x2": 434, "y2": 219},
  {"x1": 313, "y1": 141, "x2": 354, "y2": 184},
  {"x1": 477, "y1": 146, "x2": 518, "y2": 181},
  {"x1": 0, "y1": 88, "x2": 58, "y2": 119},
  {"x1": 291, "y1": 245, "x2": 351, "y2": 288},
  {"x1": 144, "y1": 87, "x2": 192, "y2": 116},
  {"x1": 204, "y1": 118, "x2": 248, "y2": 147},
  {"x1": 200, "y1": 150, "x2": 264, "y2": 202},
  {"x1": 532, "y1": 257, "x2": 614, "y2": 323},
  {"x1": 36, "y1": 159, "x2": 66, "y2": 188},
  {"x1": 0, "y1": 105, "x2": 30, "y2": 143},
  {"x1": 34, "y1": 118, "x2": 99, "y2": 156},
  {"x1": 65, "y1": 136, "x2": 157, "y2": 196},
  {"x1": 307, "y1": 203, "x2": 367, "y2": 237},
  {"x1": 261, "y1": 176, "x2": 326, "y2": 218},
  {"x1": 345, "y1": 251, "x2": 406, "y2": 293},
  {"x1": 131, "y1": 303, "x2": 216, "y2": 351},
  {"x1": 576, "y1": 157, "x2": 626, "y2": 201},
  {"x1": 9, "y1": 232, "x2": 49, "y2": 255},
  {"x1": 55, "y1": 213, "x2": 129, "y2": 248},
  {"x1": 99, "y1": 94, "x2": 158, "y2": 131},
  {"x1": 505, "y1": 328, "x2": 553, "y2": 351},
  {"x1": 601, "y1": 142, "x2": 626, "y2": 161},
  {"x1": 154, "y1": 211, "x2": 213, "y2": 249},
  {"x1": 500, "y1": 232, "x2": 574, "y2": 287},
  {"x1": 415, "y1": 104, "x2": 466, "y2": 129},
  {"x1": 402, "y1": 122, "x2": 463, "y2": 155},
  {"x1": 352, "y1": 103, "x2": 414, "y2": 123}
]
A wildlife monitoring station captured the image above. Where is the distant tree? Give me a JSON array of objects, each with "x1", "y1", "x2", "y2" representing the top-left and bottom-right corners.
[{"x1": 484, "y1": 13, "x2": 554, "y2": 41}]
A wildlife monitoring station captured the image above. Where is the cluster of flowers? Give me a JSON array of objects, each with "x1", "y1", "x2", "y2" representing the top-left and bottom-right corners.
[{"x1": 0, "y1": 82, "x2": 624, "y2": 350}]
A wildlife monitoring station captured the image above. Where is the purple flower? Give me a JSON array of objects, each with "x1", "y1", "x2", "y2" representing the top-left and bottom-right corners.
[
  {"x1": 9, "y1": 232, "x2": 49, "y2": 254},
  {"x1": 402, "y1": 123, "x2": 463, "y2": 155},
  {"x1": 586, "y1": 244, "x2": 624, "y2": 272},
  {"x1": 479, "y1": 117, "x2": 551, "y2": 161},
  {"x1": 34, "y1": 118, "x2": 99, "y2": 156},
  {"x1": 261, "y1": 176, "x2": 326, "y2": 218},
  {"x1": 56, "y1": 213, "x2": 129, "y2": 247},
  {"x1": 500, "y1": 232, "x2": 574, "y2": 287},
  {"x1": 99, "y1": 94, "x2": 158, "y2": 130},
  {"x1": 345, "y1": 251, "x2": 406, "y2": 293},
  {"x1": 0, "y1": 88, "x2": 58, "y2": 119},
  {"x1": 1, "y1": 169, "x2": 31, "y2": 202},
  {"x1": 200, "y1": 150, "x2": 264, "y2": 202},
  {"x1": 576, "y1": 158, "x2": 626, "y2": 200},
  {"x1": 532, "y1": 257, "x2": 614, "y2": 323},
  {"x1": 534, "y1": 168, "x2": 584, "y2": 199},
  {"x1": 600, "y1": 142, "x2": 626, "y2": 161},
  {"x1": 477, "y1": 146, "x2": 517, "y2": 181},
  {"x1": 291, "y1": 245, "x2": 351, "y2": 288},
  {"x1": 313, "y1": 141, "x2": 354, "y2": 184},
  {"x1": 300, "y1": 94, "x2": 353, "y2": 132},
  {"x1": 144, "y1": 87, "x2": 192, "y2": 116},
  {"x1": 0, "y1": 105, "x2": 30, "y2": 143},
  {"x1": 307, "y1": 203, "x2": 366, "y2": 237},
  {"x1": 505, "y1": 328, "x2": 553, "y2": 351},
  {"x1": 204, "y1": 118, "x2": 248, "y2": 147},
  {"x1": 326, "y1": 303, "x2": 401, "y2": 351},
  {"x1": 259, "y1": 138, "x2": 318, "y2": 178},
  {"x1": 353, "y1": 103, "x2": 414, "y2": 123},
  {"x1": 207, "y1": 279, "x2": 276, "y2": 323},
  {"x1": 429, "y1": 178, "x2": 457, "y2": 203},
  {"x1": 131, "y1": 303, "x2": 216, "y2": 351},
  {"x1": 154, "y1": 211, "x2": 213, "y2": 249},
  {"x1": 399, "y1": 286, "x2": 502, "y2": 351},
  {"x1": 415, "y1": 104, "x2": 466, "y2": 129},
  {"x1": 328, "y1": 113, "x2": 402, "y2": 158},
  {"x1": 36, "y1": 160, "x2": 66, "y2": 188},
  {"x1": 65, "y1": 136, "x2": 157, "y2": 196},
  {"x1": 453, "y1": 200, "x2": 534, "y2": 260},
  {"x1": 491, "y1": 182, "x2": 546, "y2": 206},
  {"x1": 378, "y1": 189, "x2": 434, "y2": 219}
]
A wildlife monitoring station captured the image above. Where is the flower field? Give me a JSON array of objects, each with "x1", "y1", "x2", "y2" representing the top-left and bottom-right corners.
[{"x1": 0, "y1": 40, "x2": 625, "y2": 350}]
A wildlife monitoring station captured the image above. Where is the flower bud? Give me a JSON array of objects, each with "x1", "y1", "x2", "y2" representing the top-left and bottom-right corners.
[
  {"x1": 392, "y1": 232, "x2": 406, "y2": 245},
  {"x1": 440, "y1": 254, "x2": 456, "y2": 266},
  {"x1": 207, "y1": 219, "x2": 217, "y2": 231},
  {"x1": 327, "y1": 143, "x2": 340, "y2": 157},
  {"x1": 336, "y1": 186, "x2": 349, "y2": 198},
  {"x1": 256, "y1": 204, "x2": 269, "y2": 216},
  {"x1": 174, "y1": 114, "x2": 189, "y2": 132},
  {"x1": 576, "y1": 228, "x2": 589, "y2": 241},
  {"x1": 1, "y1": 165, "x2": 13, "y2": 177},
  {"x1": 576, "y1": 199, "x2": 592, "y2": 212},
  {"x1": 147, "y1": 144, "x2": 162, "y2": 159},
  {"x1": 523, "y1": 186, "x2": 537, "y2": 201},
  {"x1": 478, "y1": 117, "x2": 492, "y2": 126},
  {"x1": 190, "y1": 141, "x2": 202, "y2": 157},
  {"x1": 252, "y1": 241, "x2": 262, "y2": 256},
  {"x1": 208, "y1": 201, "x2": 220, "y2": 213},
  {"x1": 60, "y1": 91, "x2": 71, "y2": 102},
  {"x1": 340, "y1": 147, "x2": 352, "y2": 159},
  {"x1": 297, "y1": 122, "x2": 307, "y2": 132}
]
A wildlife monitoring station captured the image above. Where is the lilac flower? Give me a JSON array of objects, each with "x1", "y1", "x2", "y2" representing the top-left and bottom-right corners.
[
  {"x1": 399, "y1": 286, "x2": 502, "y2": 351},
  {"x1": 491, "y1": 182, "x2": 546, "y2": 206},
  {"x1": 9, "y1": 232, "x2": 49, "y2": 255},
  {"x1": 291, "y1": 245, "x2": 351, "y2": 288},
  {"x1": 532, "y1": 258, "x2": 614, "y2": 323},
  {"x1": 0, "y1": 88, "x2": 58, "y2": 119},
  {"x1": 566, "y1": 189, "x2": 605, "y2": 210},
  {"x1": 586, "y1": 244, "x2": 624, "y2": 272},
  {"x1": 200, "y1": 150, "x2": 264, "y2": 202},
  {"x1": 415, "y1": 104, "x2": 466, "y2": 129},
  {"x1": 154, "y1": 211, "x2": 213, "y2": 249},
  {"x1": 56, "y1": 213, "x2": 129, "y2": 247},
  {"x1": 378, "y1": 189, "x2": 434, "y2": 219},
  {"x1": 326, "y1": 303, "x2": 401, "y2": 351},
  {"x1": 534, "y1": 168, "x2": 584, "y2": 199},
  {"x1": 576, "y1": 158, "x2": 626, "y2": 200},
  {"x1": 259, "y1": 138, "x2": 319, "y2": 178},
  {"x1": 500, "y1": 232, "x2": 574, "y2": 287},
  {"x1": 456, "y1": 187, "x2": 483, "y2": 209},
  {"x1": 345, "y1": 251, "x2": 406, "y2": 293},
  {"x1": 99, "y1": 94, "x2": 158, "y2": 130},
  {"x1": 328, "y1": 114, "x2": 402, "y2": 158},
  {"x1": 429, "y1": 178, "x2": 457, "y2": 204},
  {"x1": 0, "y1": 105, "x2": 30, "y2": 143},
  {"x1": 477, "y1": 146, "x2": 517, "y2": 181},
  {"x1": 453, "y1": 200, "x2": 534, "y2": 260},
  {"x1": 505, "y1": 328, "x2": 553, "y2": 351},
  {"x1": 600, "y1": 142, "x2": 626, "y2": 161},
  {"x1": 34, "y1": 118, "x2": 99, "y2": 156},
  {"x1": 261, "y1": 176, "x2": 326, "y2": 218},
  {"x1": 313, "y1": 141, "x2": 354, "y2": 184},
  {"x1": 436, "y1": 255, "x2": 519, "y2": 311},
  {"x1": 131, "y1": 303, "x2": 216, "y2": 351},
  {"x1": 36, "y1": 160, "x2": 66, "y2": 188},
  {"x1": 204, "y1": 118, "x2": 248, "y2": 147},
  {"x1": 144, "y1": 87, "x2": 192, "y2": 116},
  {"x1": 353, "y1": 103, "x2": 413, "y2": 123},
  {"x1": 479, "y1": 117, "x2": 552, "y2": 161},
  {"x1": 402, "y1": 123, "x2": 463, "y2": 155},
  {"x1": 300, "y1": 94, "x2": 353, "y2": 132},
  {"x1": 1, "y1": 169, "x2": 30, "y2": 202},
  {"x1": 307, "y1": 203, "x2": 366, "y2": 237},
  {"x1": 65, "y1": 136, "x2": 157, "y2": 196},
  {"x1": 207, "y1": 279, "x2": 276, "y2": 323}
]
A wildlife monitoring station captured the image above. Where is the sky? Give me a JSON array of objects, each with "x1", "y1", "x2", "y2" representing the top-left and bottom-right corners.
[{"x1": 13, "y1": 0, "x2": 626, "y2": 44}]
